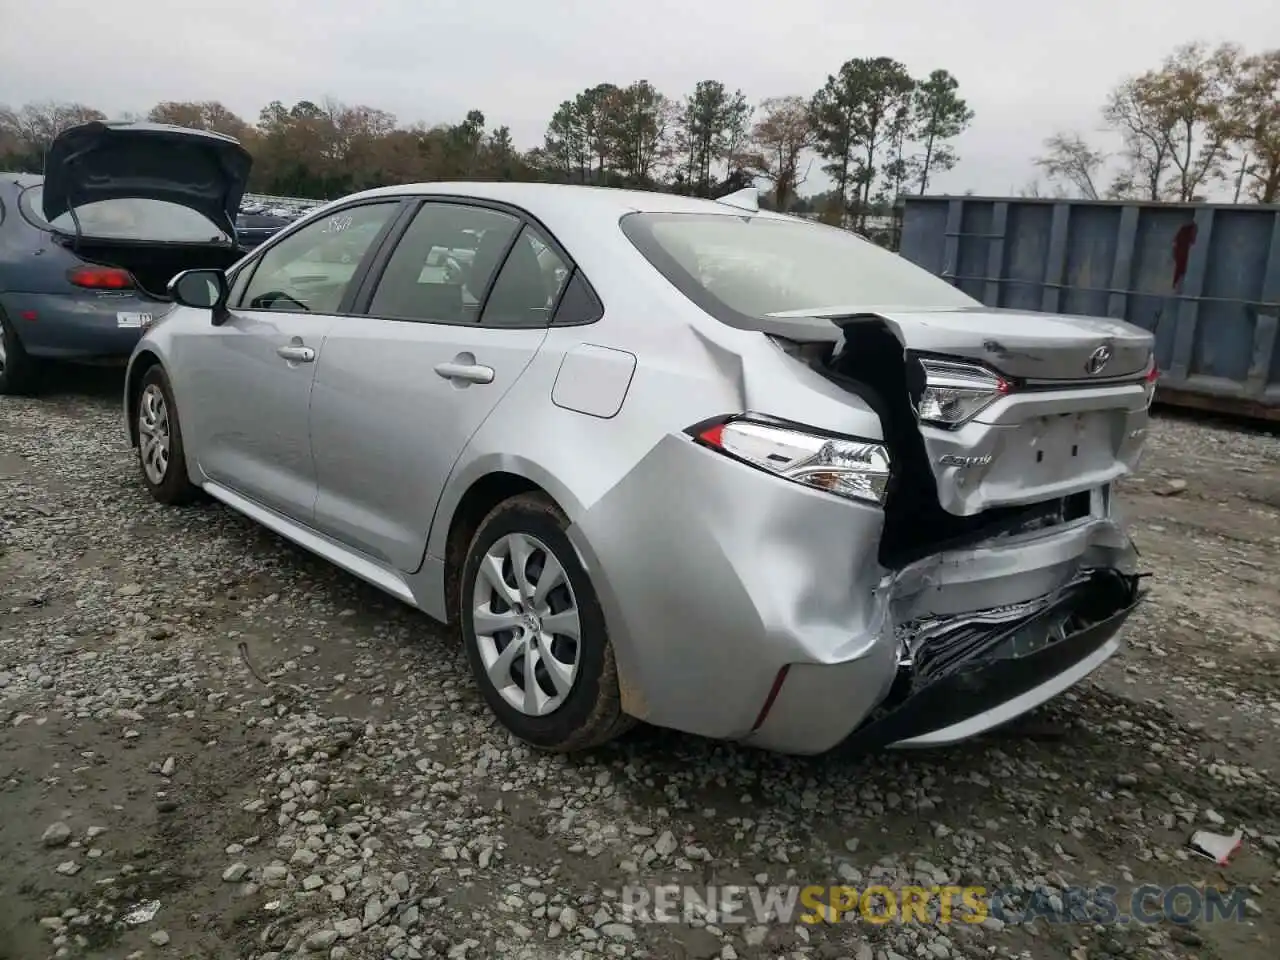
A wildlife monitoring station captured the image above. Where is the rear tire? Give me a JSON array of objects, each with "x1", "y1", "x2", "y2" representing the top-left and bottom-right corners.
[
  {"x1": 135, "y1": 365, "x2": 199, "y2": 505},
  {"x1": 460, "y1": 493, "x2": 635, "y2": 752},
  {"x1": 0, "y1": 308, "x2": 42, "y2": 396}
]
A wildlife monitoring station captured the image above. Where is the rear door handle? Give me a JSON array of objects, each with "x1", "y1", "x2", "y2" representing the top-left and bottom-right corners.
[
  {"x1": 277, "y1": 344, "x2": 316, "y2": 363},
  {"x1": 434, "y1": 361, "x2": 494, "y2": 384}
]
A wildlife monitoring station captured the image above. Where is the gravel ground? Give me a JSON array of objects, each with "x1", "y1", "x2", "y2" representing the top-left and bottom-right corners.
[{"x1": 2, "y1": 369, "x2": 1278, "y2": 960}]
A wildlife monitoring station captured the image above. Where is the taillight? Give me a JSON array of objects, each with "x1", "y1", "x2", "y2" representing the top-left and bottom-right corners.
[
  {"x1": 1143, "y1": 362, "x2": 1159, "y2": 408},
  {"x1": 67, "y1": 266, "x2": 134, "y2": 290},
  {"x1": 915, "y1": 358, "x2": 1010, "y2": 429},
  {"x1": 690, "y1": 415, "x2": 891, "y2": 505}
]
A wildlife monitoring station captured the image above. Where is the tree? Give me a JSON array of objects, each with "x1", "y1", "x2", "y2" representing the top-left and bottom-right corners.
[
  {"x1": 601, "y1": 81, "x2": 673, "y2": 185},
  {"x1": 877, "y1": 96, "x2": 915, "y2": 208},
  {"x1": 0, "y1": 101, "x2": 106, "y2": 171},
  {"x1": 741, "y1": 96, "x2": 814, "y2": 211},
  {"x1": 677, "y1": 80, "x2": 751, "y2": 196},
  {"x1": 810, "y1": 72, "x2": 858, "y2": 222},
  {"x1": 811, "y1": 57, "x2": 915, "y2": 229},
  {"x1": 1103, "y1": 74, "x2": 1174, "y2": 200},
  {"x1": 1105, "y1": 42, "x2": 1237, "y2": 202},
  {"x1": 912, "y1": 69, "x2": 973, "y2": 194},
  {"x1": 1225, "y1": 49, "x2": 1280, "y2": 203},
  {"x1": 1153, "y1": 42, "x2": 1239, "y2": 201},
  {"x1": 146, "y1": 101, "x2": 252, "y2": 140},
  {"x1": 1035, "y1": 132, "x2": 1107, "y2": 200},
  {"x1": 544, "y1": 99, "x2": 589, "y2": 182}
]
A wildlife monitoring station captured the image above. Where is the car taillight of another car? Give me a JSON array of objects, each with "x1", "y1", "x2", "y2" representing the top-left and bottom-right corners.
[
  {"x1": 689, "y1": 415, "x2": 891, "y2": 506},
  {"x1": 67, "y1": 266, "x2": 134, "y2": 290}
]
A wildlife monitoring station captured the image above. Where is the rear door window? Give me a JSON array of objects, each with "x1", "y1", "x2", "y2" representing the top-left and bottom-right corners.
[
  {"x1": 236, "y1": 202, "x2": 399, "y2": 314},
  {"x1": 19, "y1": 185, "x2": 231, "y2": 244},
  {"x1": 478, "y1": 225, "x2": 570, "y2": 328},
  {"x1": 367, "y1": 202, "x2": 520, "y2": 323}
]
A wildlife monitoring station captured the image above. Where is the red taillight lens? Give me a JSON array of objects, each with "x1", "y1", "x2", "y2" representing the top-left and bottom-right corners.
[
  {"x1": 1145, "y1": 364, "x2": 1160, "y2": 383},
  {"x1": 67, "y1": 266, "x2": 134, "y2": 290}
]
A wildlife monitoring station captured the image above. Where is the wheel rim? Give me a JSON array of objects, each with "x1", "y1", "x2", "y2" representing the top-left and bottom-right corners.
[
  {"x1": 137, "y1": 384, "x2": 171, "y2": 485},
  {"x1": 471, "y1": 532, "x2": 582, "y2": 716},
  {"x1": 0, "y1": 331, "x2": 7, "y2": 373}
]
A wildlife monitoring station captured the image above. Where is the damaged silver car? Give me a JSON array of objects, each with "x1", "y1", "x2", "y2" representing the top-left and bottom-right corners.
[{"x1": 124, "y1": 182, "x2": 1154, "y2": 754}]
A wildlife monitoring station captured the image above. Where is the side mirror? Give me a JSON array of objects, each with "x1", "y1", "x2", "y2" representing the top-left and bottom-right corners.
[{"x1": 168, "y1": 269, "x2": 230, "y2": 324}]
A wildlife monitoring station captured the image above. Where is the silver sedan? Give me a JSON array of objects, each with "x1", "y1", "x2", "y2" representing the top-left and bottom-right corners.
[{"x1": 124, "y1": 182, "x2": 1155, "y2": 754}]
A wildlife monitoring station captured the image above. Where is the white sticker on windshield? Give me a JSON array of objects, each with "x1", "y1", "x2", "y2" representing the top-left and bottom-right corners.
[{"x1": 117, "y1": 312, "x2": 151, "y2": 329}]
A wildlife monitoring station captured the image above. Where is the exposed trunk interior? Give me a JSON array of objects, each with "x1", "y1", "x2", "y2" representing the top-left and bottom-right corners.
[
  {"x1": 59, "y1": 238, "x2": 243, "y2": 299},
  {"x1": 810, "y1": 322, "x2": 1094, "y2": 570}
]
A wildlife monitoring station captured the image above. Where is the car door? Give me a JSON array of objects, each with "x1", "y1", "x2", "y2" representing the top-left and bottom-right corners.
[
  {"x1": 179, "y1": 200, "x2": 404, "y2": 522},
  {"x1": 308, "y1": 200, "x2": 570, "y2": 571}
]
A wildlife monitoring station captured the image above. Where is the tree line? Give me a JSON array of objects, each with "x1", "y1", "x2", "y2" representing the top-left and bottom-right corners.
[
  {"x1": 0, "y1": 58, "x2": 971, "y2": 229},
  {"x1": 1033, "y1": 42, "x2": 1280, "y2": 204}
]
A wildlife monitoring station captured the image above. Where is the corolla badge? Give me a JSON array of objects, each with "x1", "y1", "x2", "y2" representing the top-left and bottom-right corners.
[
  {"x1": 939, "y1": 454, "x2": 993, "y2": 468},
  {"x1": 1086, "y1": 344, "x2": 1113, "y2": 376}
]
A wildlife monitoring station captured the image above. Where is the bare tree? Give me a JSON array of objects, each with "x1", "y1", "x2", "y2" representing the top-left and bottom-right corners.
[
  {"x1": 741, "y1": 96, "x2": 814, "y2": 211},
  {"x1": 1104, "y1": 76, "x2": 1173, "y2": 200},
  {"x1": 1034, "y1": 132, "x2": 1107, "y2": 199}
]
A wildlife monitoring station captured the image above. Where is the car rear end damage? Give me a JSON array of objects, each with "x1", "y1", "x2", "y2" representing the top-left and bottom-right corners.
[{"x1": 581, "y1": 210, "x2": 1160, "y2": 753}]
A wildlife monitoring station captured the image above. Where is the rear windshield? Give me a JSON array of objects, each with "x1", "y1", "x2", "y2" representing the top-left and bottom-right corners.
[
  {"x1": 19, "y1": 185, "x2": 230, "y2": 244},
  {"x1": 620, "y1": 212, "x2": 976, "y2": 326}
]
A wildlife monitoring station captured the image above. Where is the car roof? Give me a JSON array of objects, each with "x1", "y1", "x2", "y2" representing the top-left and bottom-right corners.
[{"x1": 342, "y1": 181, "x2": 792, "y2": 220}]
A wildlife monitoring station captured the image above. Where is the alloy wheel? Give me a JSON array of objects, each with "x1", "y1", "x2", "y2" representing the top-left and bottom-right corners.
[
  {"x1": 137, "y1": 384, "x2": 171, "y2": 485},
  {"x1": 470, "y1": 532, "x2": 582, "y2": 716}
]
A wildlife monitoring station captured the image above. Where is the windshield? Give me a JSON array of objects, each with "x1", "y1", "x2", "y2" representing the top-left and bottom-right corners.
[
  {"x1": 20, "y1": 185, "x2": 230, "y2": 244},
  {"x1": 621, "y1": 212, "x2": 976, "y2": 326}
]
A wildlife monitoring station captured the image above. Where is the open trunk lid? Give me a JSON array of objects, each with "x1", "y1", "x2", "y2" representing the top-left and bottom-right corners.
[
  {"x1": 765, "y1": 305, "x2": 1156, "y2": 561},
  {"x1": 42, "y1": 121, "x2": 251, "y2": 240}
]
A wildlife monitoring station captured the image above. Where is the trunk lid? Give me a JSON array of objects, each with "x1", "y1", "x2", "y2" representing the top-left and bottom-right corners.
[
  {"x1": 766, "y1": 305, "x2": 1156, "y2": 541},
  {"x1": 769, "y1": 305, "x2": 1153, "y2": 382},
  {"x1": 42, "y1": 121, "x2": 252, "y2": 240}
]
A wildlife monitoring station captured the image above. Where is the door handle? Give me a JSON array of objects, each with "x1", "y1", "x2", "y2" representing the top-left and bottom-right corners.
[
  {"x1": 434, "y1": 361, "x2": 494, "y2": 384},
  {"x1": 277, "y1": 344, "x2": 316, "y2": 363}
]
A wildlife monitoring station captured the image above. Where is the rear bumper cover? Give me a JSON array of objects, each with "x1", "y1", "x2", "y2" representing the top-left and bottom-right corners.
[
  {"x1": 838, "y1": 568, "x2": 1143, "y2": 752},
  {"x1": 571, "y1": 433, "x2": 1142, "y2": 755},
  {"x1": 1, "y1": 291, "x2": 158, "y2": 359}
]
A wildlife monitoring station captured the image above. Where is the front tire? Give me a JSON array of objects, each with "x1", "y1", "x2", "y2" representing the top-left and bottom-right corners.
[
  {"x1": 135, "y1": 365, "x2": 199, "y2": 505},
  {"x1": 460, "y1": 493, "x2": 634, "y2": 752},
  {"x1": 0, "y1": 308, "x2": 42, "y2": 396}
]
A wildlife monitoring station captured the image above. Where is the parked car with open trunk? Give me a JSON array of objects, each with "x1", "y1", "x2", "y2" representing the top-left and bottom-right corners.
[{"x1": 0, "y1": 121, "x2": 251, "y2": 394}]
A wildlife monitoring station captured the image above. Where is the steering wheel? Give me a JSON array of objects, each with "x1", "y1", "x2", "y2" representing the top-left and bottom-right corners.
[{"x1": 251, "y1": 291, "x2": 311, "y2": 312}]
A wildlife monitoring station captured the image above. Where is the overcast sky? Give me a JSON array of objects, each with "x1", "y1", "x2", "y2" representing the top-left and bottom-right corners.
[{"x1": 2, "y1": 0, "x2": 1277, "y2": 195}]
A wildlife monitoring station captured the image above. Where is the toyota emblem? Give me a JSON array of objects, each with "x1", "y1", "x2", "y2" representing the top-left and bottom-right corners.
[{"x1": 1086, "y1": 345, "x2": 1112, "y2": 376}]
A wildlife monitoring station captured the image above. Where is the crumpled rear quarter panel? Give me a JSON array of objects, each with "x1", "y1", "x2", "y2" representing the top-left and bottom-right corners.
[{"x1": 569, "y1": 432, "x2": 897, "y2": 743}]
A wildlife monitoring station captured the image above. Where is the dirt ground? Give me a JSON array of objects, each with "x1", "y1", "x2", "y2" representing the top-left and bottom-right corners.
[{"x1": 1, "y1": 368, "x2": 1277, "y2": 960}]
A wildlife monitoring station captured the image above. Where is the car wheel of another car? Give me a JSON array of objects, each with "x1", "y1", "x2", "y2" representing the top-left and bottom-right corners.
[
  {"x1": 460, "y1": 493, "x2": 635, "y2": 752},
  {"x1": 0, "y1": 308, "x2": 42, "y2": 396},
  {"x1": 135, "y1": 365, "x2": 199, "y2": 505}
]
